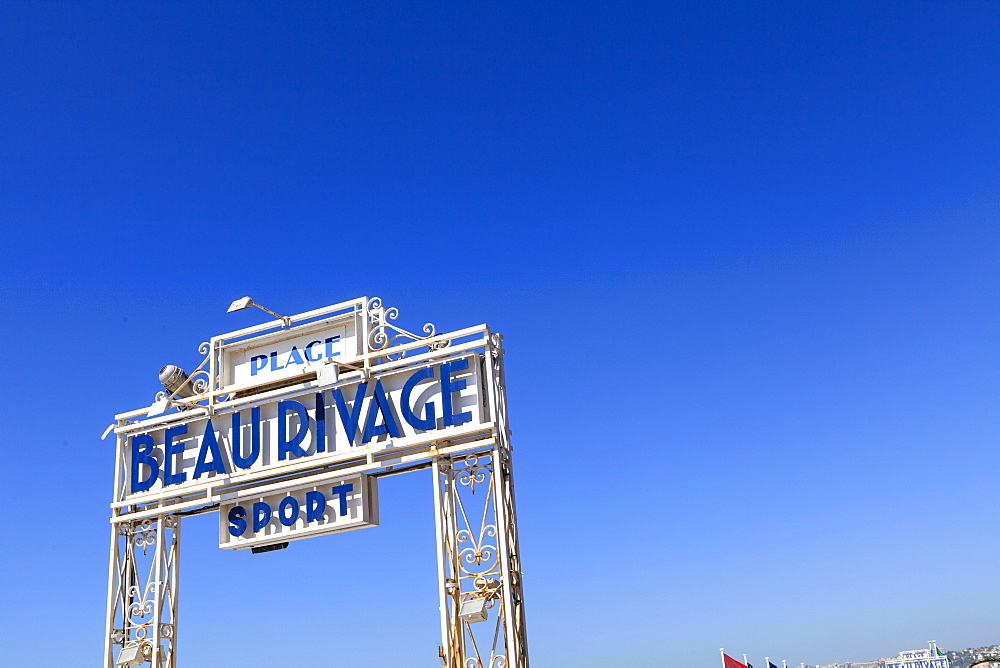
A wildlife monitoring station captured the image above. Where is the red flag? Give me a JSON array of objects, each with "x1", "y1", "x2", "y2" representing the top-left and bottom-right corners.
[{"x1": 723, "y1": 655, "x2": 748, "y2": 668}]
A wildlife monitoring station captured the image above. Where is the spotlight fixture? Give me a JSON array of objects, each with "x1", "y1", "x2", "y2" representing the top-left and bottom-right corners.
[
  {"x1": 458, "y1": 597, "x2": 488, "y2": 623},
  {"x1": 158, "y1": 365, "x2": 196, "y2": 399},
  {"x1": 115, "y1": 644, "x2": 146, "y2": 666},
  {"x1": 227, "y1": 296, "x2": 290, "y2": 328},
  {"x1": 251, "y1": 542, "x2": 289, "y2": 554},
  {"x1": 227, "y1": 296, "x2": 253, "y2": 312}
]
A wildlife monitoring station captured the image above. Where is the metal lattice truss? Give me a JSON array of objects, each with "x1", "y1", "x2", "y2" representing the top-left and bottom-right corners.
[
  {"x1": 433, "y1": 449, "x2": 527, "y2": 668},
  {"x1": 433, "y1": 340, "x2": 527, "y2": 668},
  {"x1": 104, "y1": 297, "x2": 528, "y2": 667},
  {"x1": 105, "y1": 515, "x2": 179, "y2": 667}
]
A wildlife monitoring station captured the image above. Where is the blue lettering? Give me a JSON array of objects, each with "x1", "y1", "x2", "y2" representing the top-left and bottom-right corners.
[
  {"x1": 306, "y1": 491, "x2": 326, "y2": 522},
  {"x1": 325, "y1": 336, "x2": 341, "y2": 358},
  {"x1": 130, "y1": 434, "x2": 158, "y2": 493},
  {"x1": 277, "y1": 400, "x2": 309, "y2": 460},
  {"x1": 278, "y1": 496, "x2": 299, "y2": 526},
  {"x1": 315, "y1": 393, "x2": 326, "y2": 453},
  {"x1": 285, "y1": 346, "x2": 305, "y2": 367},
  {"x1": 269, "y1": 351, "x2": 284, "y2": 372},
  {"x1": 163, "y1": 425, "x2": 188, "y2": 486},
  {"x1": 401, "y1": 366, "x2": 436, "y2": 430},
  {"x1": 331, "y1": 382, "x2": 367, "y2": 446},
  {"x1": 250, "y1": 355, "x2": 268, "y2": 376},
  {"x1": 440, "y1": 359, "x2": 472, "y2": 426},
  {"x1": 305, "y1": 340, "x2": 323, "y2": 362},
  {"x1": 231, "y1": 408, "x2": 261, "y2": 469},
  {"x1": 228, "y1": 506, "x2": 247, "y2": 537},
  {"x1": 331, "y1": 483, "x2": 353, "y2": 515},
  {"x1": 362, "y1": 379, "x2": 402, "y2": 443},
  {"x1": 193, "y1": 420, "x2": 226, "y2": 479},
  {"x1": 253, "y1": 501, "x2": 271, "y2": 532}
]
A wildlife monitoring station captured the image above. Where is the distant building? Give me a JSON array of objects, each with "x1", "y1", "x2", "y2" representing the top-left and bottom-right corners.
[
  {"x1": 806, "y1": 641, "x2": 951, "y2": 668},
  {"x1": 884, "y1": 642, "x2": 949, "y2": 668}
]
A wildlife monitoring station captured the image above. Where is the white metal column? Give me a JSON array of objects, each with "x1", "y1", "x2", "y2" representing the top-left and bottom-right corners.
[
  {"x1": 433, "y1": 457, "x2": 463, "y2": 667},
  {"x1": 104, "y1": 514, "x2": 180, "y2": 667},
  {"x1": 433, "y1": 449, "x2": 528, "y2": 668}
]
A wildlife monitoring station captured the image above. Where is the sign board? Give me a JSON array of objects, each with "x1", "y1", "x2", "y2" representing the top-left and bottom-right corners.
[
  {"x1": 123, "y1": 352, "x2": 487, "y2": 503},
  {"x1": 220, "y1": 314, "x2": 359, "y2": 390},
  {"x1": 219, "y1": 474, "x2": 378, "y2": 550}
]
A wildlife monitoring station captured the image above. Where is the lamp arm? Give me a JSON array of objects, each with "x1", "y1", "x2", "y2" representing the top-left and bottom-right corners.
[{"x1": 253, "y1": 303, "x2": 290, "y2": 328}]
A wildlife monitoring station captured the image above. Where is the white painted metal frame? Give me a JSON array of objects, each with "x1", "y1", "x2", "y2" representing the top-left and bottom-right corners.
[
  {"x1": 431, "y1": 334, "x2": 527, "y2": 668},
  {"x1": 104, "y1": 297, "x2": 528, "y2": 667},
  {"x1": 104, "y1": 514, "x2": 179, "y2": 666}
]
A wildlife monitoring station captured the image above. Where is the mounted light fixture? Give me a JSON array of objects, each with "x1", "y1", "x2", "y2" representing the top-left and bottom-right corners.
[
  {"x1": 458, "y1": 597, "x2": 489, "y2": 623},
  {"x1": 227, "y1": 296, "x2": 290, "y2": 328},
  {"x1": 158, "y1": 365, "x2": 196, "y2": 399},
  {"x1": 115, "y1": 644, "x2": 146, "y2": 666}
]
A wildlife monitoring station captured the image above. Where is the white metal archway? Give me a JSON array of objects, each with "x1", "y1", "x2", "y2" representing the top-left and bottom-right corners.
[{"x1": 104, "y1": 297, "x2": 528, "y2": 667}]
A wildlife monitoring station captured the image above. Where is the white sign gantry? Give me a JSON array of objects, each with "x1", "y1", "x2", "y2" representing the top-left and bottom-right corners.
[{"x1": 104, "y1": 296, "x2": 528, "y2": 667}]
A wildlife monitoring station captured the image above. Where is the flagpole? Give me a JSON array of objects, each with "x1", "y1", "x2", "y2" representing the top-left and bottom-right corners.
[
  {"x1": 744, "y1": 655, "x2": 749, "y2": 667},
  {"x1": 766, "y1": 657, "x2": 770, "y2": 668},
  {"x1": 721, "y1": 648, "x2": 726, "y2": 668},
  {"x1": 783, "y1": 661, "x2": 787, "y2": 668}
]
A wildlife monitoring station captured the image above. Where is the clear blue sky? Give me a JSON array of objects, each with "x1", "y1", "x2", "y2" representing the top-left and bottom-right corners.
[{"x1": 1, "y1": 2, "x2": 997, "y2": 666}]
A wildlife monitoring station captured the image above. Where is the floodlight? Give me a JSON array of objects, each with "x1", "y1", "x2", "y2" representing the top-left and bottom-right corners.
[
  {"x1": 158, "y1": 365, "x2": 196, "y2": 399},
  {"x1": 251, "y1": 541, "x2": 288, "y2": 554},
  {"x1": 226, "y1": 296, "x2": 290, "y2": 327},
  {"x1": 458, "y1": 598, "x2": 488, "y2": 623},
  {"x1": 316, "y1": 359, "x2": 340, "y2": 386},
  {"x1": 116, "y1": 644, "x2": 146, "y2": 666},
  {"x1": 227, "y1": 296, "x2": 253, "y2": 312}
]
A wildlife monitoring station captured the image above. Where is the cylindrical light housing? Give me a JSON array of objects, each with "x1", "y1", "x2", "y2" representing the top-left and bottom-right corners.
[{"x1": 158, "y1": 365, "x2": 196, "y2": 398}]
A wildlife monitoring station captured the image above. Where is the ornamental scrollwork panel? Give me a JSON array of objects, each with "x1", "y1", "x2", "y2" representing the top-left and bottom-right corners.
[
  {"x1": 442, "y1": 453, "x2": 512, "y2": 668},
  {"x1": 367, "y1": 297, "x2": 452, "y2": 361},
  {"x1": 110, "y1": 516, "x2": 179, "y2": 666}
]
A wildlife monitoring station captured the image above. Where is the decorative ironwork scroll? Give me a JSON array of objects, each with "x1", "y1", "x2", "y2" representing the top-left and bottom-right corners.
[
  {"x1": 105, "y1": 515, "x2": 179, "y2": 667},
  {"x1": 434, "y1": 447, "x2": 528, "y2": 667},
  {"x1": 367, "y1": 296, "x2": 451, "y2": 361}
]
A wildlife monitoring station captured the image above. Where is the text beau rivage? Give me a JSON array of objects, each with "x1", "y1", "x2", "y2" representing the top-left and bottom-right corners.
[{"x1": 127, "y1": 355, "x2": 485, "y2": 496}]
